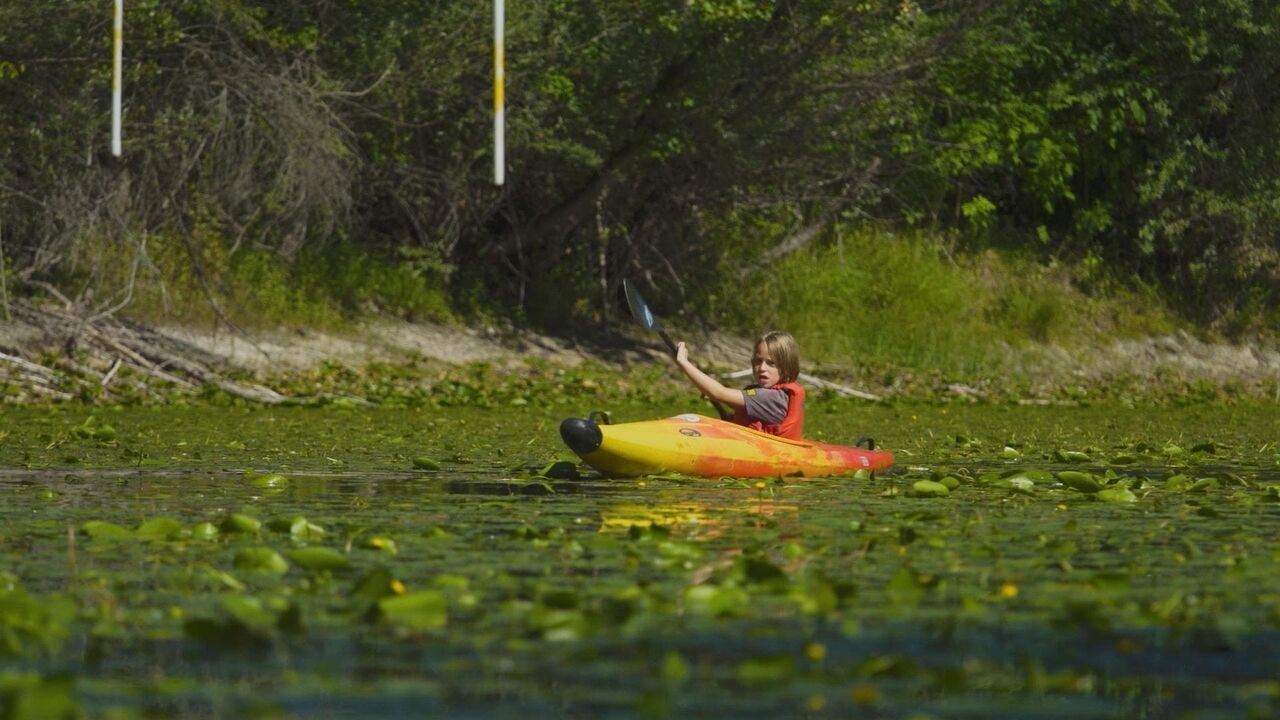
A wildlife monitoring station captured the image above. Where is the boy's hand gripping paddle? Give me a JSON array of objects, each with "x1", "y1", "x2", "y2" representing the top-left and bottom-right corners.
[{"x1": 622, "y1": 279, "x2": 732, "y2": 419}]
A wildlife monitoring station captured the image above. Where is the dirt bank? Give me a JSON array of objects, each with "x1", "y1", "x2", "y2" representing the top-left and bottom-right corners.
[{"x1": 0, "y1": 300, "x2": 1276, "y2": 404}]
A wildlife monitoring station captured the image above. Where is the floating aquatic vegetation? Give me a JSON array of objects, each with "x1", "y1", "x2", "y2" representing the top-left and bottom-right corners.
[
  {"x1": 910, "y1": 480, "x2": 950, "y2": 498},
  {"x1": 220, "y1": 513, "x2": 262, "y2": 534},
  {"x1": 233, "y1": 547, "x2": 289, "y2": 574},
  {"x1": 375, "y1": 591, "x2": 447, "y2": 631},
  {"x1": 1057, "y1": 470, "x2": 1105, "y2": 493},
  {"x1": 0, "y1": 401, "x2": 1275, "y2": 717},
  {"x1": 135, "y1": 517, "x2": 183, "y2": 541},
  {"x1": 411, "y1": 456, "x2": 441, "y2": 470},
  {"x1": 80, "y1": 521, "x2": 133, "y2": 542},
  {"x1": 1096, "y1": 487, "x2": 1139, "y2": 503},
  {"x1": 1054, "y1": 449, "x2": 1092, "y2": 463},
  {"x1": 248, "y1": 472, "x2": 289, "y2": 489},
  {"x1": 0, "y1": 585, "x2": 75, "y2": 657},
  {"x1": 287, "y1": 547, "x2": 351, "y2": 572}
]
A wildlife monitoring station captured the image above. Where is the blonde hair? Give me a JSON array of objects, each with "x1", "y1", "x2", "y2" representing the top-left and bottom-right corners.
[{"x1": 757, "y1": 331, "x2": 800, "y2": 383}]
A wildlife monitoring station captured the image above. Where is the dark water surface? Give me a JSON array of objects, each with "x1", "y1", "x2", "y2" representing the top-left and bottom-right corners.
[{"x1": 1, "y1": 401, "x2": 1278, "y2": 718}]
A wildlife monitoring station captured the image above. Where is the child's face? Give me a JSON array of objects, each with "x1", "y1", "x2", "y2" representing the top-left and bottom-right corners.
[{"x1": 751, "y1": 341, "x2": 782, "y2": 388}]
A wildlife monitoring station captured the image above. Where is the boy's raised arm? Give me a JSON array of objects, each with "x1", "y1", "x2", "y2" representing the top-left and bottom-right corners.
[{"x1": 674, "y1": 342, "x2": 745, "y2": 411}]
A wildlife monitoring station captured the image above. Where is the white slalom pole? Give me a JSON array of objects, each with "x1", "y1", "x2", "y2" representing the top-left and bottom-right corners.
[
  {"x1": 493, "y1": 0, "x2": 505, "y2": 185},
  {"x1": 111, "y1": 0, "x2": 123, "y2": 157}
]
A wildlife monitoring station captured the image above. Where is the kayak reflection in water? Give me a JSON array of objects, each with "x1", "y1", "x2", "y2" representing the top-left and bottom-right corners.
[{"x1": 672, "y1": 331, "x2": 806, "y2": 440}]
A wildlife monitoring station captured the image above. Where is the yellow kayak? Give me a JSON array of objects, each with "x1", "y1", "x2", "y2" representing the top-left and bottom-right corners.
[{"x1": 559, "y1": 413, "x2": 894, "y2": 478}]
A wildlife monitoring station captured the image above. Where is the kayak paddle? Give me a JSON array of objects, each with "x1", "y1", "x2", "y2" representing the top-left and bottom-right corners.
[
  {"x1": 622, "y1": 279, "x2": 678, "y2": 355},
  {"x1": 621, "y1": 279, "x2": 732, "y2": 419}
]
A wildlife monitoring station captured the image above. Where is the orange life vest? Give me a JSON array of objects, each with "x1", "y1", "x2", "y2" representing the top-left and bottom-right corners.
[{"x1": 732, "y1": 382, "x2": 805, "y2": 440}]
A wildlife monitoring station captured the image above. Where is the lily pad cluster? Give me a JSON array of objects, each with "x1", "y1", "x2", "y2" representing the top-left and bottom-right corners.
[{"x1": 0, "y1": 401, "x2": 1276, "y2": 717}]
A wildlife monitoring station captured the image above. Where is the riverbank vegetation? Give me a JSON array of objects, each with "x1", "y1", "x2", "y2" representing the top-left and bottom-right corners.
[{"x1": 1, "y1": 0, "x2": 1276, "y2": 396}]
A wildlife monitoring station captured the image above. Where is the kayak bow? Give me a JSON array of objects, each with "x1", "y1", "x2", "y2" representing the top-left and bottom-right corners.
[{"x1": 560, "y1": 413, "x2": 893, "y2": 478}]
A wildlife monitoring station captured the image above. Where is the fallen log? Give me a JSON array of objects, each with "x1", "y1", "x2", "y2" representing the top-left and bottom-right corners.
[
  {"x1": 4, "y1": 299, "x2": 288, "y2": 404},
  {"x1": 719, "y1": 368, "x2": 881, "y2": 401}
]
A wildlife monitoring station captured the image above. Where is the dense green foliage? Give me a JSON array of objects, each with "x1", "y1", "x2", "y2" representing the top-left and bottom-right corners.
[{"x1": 0, "y1": 0, "x2": 1275, "y2": 335}]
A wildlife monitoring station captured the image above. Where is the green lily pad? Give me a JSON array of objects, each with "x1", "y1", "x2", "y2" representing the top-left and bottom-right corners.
[
  {"x1": 999, "y1": 476, "x2": 1037, "y2": 494},
  {"x1": 886, "y1": 568, "x2": 927, "y2": 607},
  {"x1": 1058, "y1": 471, "x2": 1104, "y2": 493},
  {"x1": 684, "y1": 584, "x2": 750, "y2": 617},
  {"x1": 1000, "y1": 471, "x2": 1035, "y2": 486},
  {"x1": 290, "y1": 517, "x2": 325, "y2": 540},
  {"x1": 250, "y1": 473, "x2": 290, "y2": 489},
  {"x1": 268, "y1": 516, "x2": 325, "y2": 540},
  {"x1": 219, "y1": 594, "x2": 278, "y2": 630},
  {"x1": 220, "y1": 513, "x2": 262, "y2": 534},
  {"x1": 412, "y1": 456, "x2": 441, "y2": 471},
  {"x1": 233, "y1": 547, "x2": 289, "y2": 574},
  {"x1": 361, "y1": 536, "x2": 398, "y2": 554},
  {"x1": 80, "y1": 520, "x2": 134, "y2": 541},
  {"x1": 287, "y1": 547, "x2": 351, "y2": 572},
  {"x1": 1096, "y1": 487, "x2": 1138, "y2": 503},
  {"x1": 910, "y1": 480, "x2": 950, "y2": 498},
  {"x1": 135, "y1": 517, "x2": 183, "y2": 541},
  {"x1": 192, "y1": 522, "x2": 219, "y2": 540},
  {"x1": 1054, "y1": 449, "x2": 1091, "y2": 463},
  {"x1": 377, "y1": 590, "x2": 447, "y2": 630},
  {"x1": 204, "y1": 567, "x2": 245, "y2": 591}
]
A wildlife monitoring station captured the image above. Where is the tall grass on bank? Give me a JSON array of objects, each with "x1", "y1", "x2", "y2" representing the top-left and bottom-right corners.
[
  {"x1": 126, "y1": 240, "x2": 453, "y2": 330},
  {"x1": 722, "y1": 228, "x2": 1175, "y2": 377},
  {"x1": 749, "y1": 232, "x2": 1002, "y2": 374}
]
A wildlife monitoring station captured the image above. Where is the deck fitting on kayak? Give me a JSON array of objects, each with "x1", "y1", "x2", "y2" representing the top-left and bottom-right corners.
[{"x1": 560, "y1": 417, "x2": 603, "y2": 455}]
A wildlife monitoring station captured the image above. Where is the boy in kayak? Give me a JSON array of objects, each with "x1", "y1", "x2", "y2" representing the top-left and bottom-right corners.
[{"x1": 673, "y1": 331, "x2": 805, "y2": 440}]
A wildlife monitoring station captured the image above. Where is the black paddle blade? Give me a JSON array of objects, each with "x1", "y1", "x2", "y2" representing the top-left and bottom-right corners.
[
  {"x1": 622, "y1": 279, "x2": 678, "y2": 354},
  {"x1": 622, "y1": 279, "x2": 659, "y2": 331}
]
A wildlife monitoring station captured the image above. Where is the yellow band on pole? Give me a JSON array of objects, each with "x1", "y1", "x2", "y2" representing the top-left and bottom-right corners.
[{"x1": 494, "y1": 46, "x2": 504, "y2": 112}]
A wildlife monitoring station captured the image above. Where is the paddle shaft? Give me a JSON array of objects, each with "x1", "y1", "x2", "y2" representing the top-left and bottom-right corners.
[
  {"x1": 623, "y1": 279, "x2": 733, "y2": 420},
  {"x1": 656, "y1": 322, "x2": 732, "y2": 420}
]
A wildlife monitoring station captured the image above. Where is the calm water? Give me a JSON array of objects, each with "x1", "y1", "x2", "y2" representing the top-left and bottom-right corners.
[{"x1": 1, "y1": 401, "x2": 1278, "y2": 718}]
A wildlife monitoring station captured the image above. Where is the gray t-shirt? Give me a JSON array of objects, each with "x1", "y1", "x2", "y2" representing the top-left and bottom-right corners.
[{"x1": 741, "y1": 386, "x2": 789, "y2": 425}]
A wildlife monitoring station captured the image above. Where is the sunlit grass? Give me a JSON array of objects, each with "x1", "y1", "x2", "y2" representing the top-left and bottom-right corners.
[
  {"x1": 126, "y1": 240, "x2": 453, "y2": 330},
  {"x1": 718, "y1": 226, "x2": 1181, "y2": 376}
]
